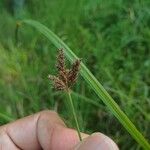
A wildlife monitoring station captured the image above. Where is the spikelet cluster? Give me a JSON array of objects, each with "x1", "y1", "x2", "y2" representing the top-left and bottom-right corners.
[{"x1": 48, "y1": 49, "x2": 81, "y2": 91}]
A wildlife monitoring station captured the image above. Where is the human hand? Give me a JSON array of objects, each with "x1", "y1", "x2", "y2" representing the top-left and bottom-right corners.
[{"x1": 0, "y1": 110, "x2": 119, "y2": 150}]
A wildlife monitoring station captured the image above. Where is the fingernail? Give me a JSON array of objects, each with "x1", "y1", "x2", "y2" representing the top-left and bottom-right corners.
[{"x1": 75, "y1": 132, "x2": 119, "y2": 150}]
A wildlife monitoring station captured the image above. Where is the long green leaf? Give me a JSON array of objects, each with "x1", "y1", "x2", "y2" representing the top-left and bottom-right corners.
[{"x1": 21, "y1": 19, "x2": 150, "y2": 150}]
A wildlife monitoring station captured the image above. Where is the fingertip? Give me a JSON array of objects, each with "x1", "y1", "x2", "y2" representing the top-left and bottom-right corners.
[{"x1": 74, "y1": 132, "x2": 119, "y2": 150}]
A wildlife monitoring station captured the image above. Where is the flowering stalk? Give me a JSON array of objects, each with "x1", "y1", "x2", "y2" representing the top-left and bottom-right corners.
[
  {"x1": 48, "y1": 49, "x2": 82, "y2": 141},
  {"x1": 67, "y1": 90, "x2": 82, "y2": 141}
]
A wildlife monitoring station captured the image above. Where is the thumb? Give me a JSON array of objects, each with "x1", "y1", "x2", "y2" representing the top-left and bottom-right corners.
[{"x1": 74, "y1": 133, "x2": 119, "y2": 150}]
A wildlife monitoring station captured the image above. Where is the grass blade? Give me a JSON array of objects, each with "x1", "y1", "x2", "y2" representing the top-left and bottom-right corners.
[
  {"x1": 0, "y1": 112, "x2": 14, "y2": 122},
  {"x1": 21, "y1": 19, "x2": 150, "y2": 149}
]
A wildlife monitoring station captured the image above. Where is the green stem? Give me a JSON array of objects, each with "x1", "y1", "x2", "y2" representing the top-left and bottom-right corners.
[
  {"x1": 15, "y1": 22, "x2": 21, "y2": 46},
  {"x1": 67, "y1": 90, "x2": 82, "y2": 141}
]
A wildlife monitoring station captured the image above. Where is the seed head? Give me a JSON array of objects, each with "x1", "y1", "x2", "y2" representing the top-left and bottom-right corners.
[
  {"x1": 48, "y1": 75, "x2": 66, "y2": 90},
  {"x1": 68, "y1": 59, "x2": 81, "y2": 86},
  {"x1": 56, "y1": 48, "x2": 66, "y2": 73},
  {"x1": 48, "y1": 49, "x2": 81, "y2": 91}
]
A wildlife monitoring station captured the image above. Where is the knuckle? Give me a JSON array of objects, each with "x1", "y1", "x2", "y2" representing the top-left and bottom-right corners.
[
  {"x1": 0, "y1": 130, "x2": 7, "y2": 143},
  {"x1": 0, "y1": 127, "x2": 6, "y2": 135},
  {"x1": 0, "y1": 130, "x2": 5, "y2": 137},
  {"x1": 39, "y1": 110, "x2": 59, "y2": 118},
  {"x1": 37, "y1": 110, "x2": 65, "y2": 127}
]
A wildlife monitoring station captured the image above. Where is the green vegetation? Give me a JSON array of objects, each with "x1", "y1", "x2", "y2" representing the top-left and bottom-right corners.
[{"x1": 0, "y1": 0, "x2": 150, "y2": 149}]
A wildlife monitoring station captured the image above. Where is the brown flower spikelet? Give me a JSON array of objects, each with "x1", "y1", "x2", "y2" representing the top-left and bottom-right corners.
[
  {"x1": 68, "y1": 59, "x2": 81, "y2": 86},
  {"x1": 56, "y1": 49, "x2": 68, "y2": 84},
  {"x1": 48, "y1": 49, "x2": 81, "y2": 91},
  {"x1": 56, "y1": 48, "x2": 65, "y2": 73},
  {"x1": 48, "y1": 75, "x2": 66, "y2": 90}
]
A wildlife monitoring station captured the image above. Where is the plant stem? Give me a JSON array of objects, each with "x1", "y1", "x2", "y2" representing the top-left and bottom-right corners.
[
  {"x1": 67, "y1": 90, "x2": 82, "y2": 141},
  {"x1": 15, "y1": 22, "x2": 21, "y2": 46}
]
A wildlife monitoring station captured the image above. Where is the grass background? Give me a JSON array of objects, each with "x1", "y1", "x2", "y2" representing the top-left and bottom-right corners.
[{"x1": 0, "y1": 0, "x2": 150, "y2": 149}]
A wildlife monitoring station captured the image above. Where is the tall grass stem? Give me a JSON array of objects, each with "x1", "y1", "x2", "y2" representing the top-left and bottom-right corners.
[{"x1": 67, "y1": 90, "x2": 82, "y2": 141}]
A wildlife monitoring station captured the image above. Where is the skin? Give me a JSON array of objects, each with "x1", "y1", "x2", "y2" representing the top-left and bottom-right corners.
[{"x1": 0, "y1": 110, "x2": 119, "y2": 150}]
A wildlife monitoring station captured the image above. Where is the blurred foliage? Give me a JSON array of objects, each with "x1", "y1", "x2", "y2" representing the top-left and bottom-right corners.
[{"x1": 0, "y1": 0, "x2": 150, "y2": 149}]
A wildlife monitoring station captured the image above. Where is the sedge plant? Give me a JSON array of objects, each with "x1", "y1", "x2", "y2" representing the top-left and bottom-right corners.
[
  {"x1": 48, "y1": 49, "x2": 82, "y2": 141},
  {"x1": 19, "y1": 19, "x2": 150, "y2": 149}
]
